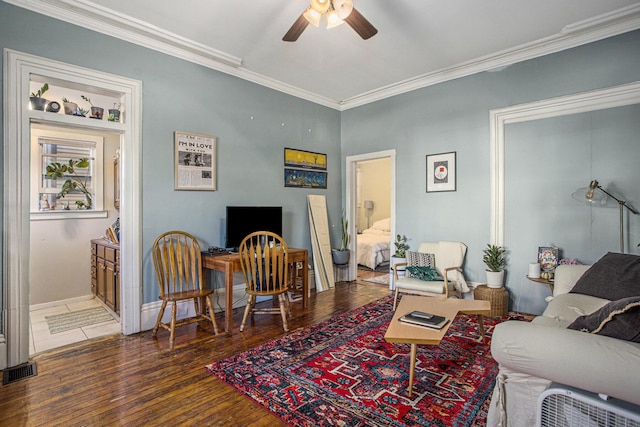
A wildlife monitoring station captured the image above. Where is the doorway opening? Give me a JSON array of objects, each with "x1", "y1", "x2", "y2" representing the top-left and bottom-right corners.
[
  {"x1": 2, "y1": 49, "x2": 142, "y2": 369},
  {"x1": 28, "y1": 124, "x2": 122, "y2": 355},
  {"x1": 345, "y1": 150, "x2": 396, "y2": 287}
]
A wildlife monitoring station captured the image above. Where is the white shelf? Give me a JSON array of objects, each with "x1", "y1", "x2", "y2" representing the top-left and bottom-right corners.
[{"x1": 28, "y1": 110, "x2": 125, "y2": 132}]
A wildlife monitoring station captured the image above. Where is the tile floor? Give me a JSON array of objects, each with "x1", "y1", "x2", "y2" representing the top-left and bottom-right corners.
[{"x1": 30, "y1": 298, "x2": 121, "y2": 355}]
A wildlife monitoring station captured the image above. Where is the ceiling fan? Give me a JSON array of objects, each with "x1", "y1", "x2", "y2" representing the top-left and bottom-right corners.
[{"x1": 283, "y1": 0, "x2": 378, "y2": 42}]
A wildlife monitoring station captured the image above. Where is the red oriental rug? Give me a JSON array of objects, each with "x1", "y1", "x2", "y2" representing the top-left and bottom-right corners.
[{"x1": 206, "y1": 295, "x2": 524, "y2": 426}]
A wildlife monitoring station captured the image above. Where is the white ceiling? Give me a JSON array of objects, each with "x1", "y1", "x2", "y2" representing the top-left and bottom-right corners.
[{"x1": 8, "y1": 0, "x2": 640, "y2": 109}]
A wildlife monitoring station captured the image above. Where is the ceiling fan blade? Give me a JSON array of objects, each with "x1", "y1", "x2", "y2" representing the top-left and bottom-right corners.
[
  {"x1": 283, "y1": 13, "x2": 309, "y2": 42},
  {"x1": 344, "y1": 7, "x2": 378, "y2": 40}
]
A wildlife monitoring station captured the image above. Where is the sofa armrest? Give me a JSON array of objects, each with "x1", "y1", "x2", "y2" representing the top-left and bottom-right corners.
[{"x1": 491, "y1": 321, "x2": 640, "y2": 406}]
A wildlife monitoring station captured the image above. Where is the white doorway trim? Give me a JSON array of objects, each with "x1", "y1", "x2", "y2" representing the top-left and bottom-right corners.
[
  {"x1": 2, "y1": 49, "x2": 142, "y2": 368},
  {"x1": 489, "y1": 80, "x2": 640, "y2": 247},
  {"x1": 345, "y1": 150, "x2": 396, "y2": 286}
]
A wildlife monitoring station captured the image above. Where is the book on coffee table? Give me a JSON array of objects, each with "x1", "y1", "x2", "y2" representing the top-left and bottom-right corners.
[{"x1": 399, "y1": 311, "x2": 450, "y2": 329}]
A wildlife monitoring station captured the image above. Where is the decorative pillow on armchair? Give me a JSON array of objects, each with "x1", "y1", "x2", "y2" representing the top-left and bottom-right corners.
[
  {"x1": 568, "y1": 296, "x2": 640, "y2": 343},
  {"x1": 569, "y1": 252, "x2": 640, "y2": 300},
  {"x1": 405, "y1": 251, "x2": 435, "y2": 279},
  {"x1": 406, "y1": 266, "x2": 443, "y2": 281}
]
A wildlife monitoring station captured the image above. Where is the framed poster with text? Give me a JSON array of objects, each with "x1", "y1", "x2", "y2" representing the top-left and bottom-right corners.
[{"x1": 174, "y1": 131, "x2": 216, "y2": 191}]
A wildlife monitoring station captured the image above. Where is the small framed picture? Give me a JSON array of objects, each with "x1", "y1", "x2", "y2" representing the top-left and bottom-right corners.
[
  {"x1": 426, "y1": 151, "x2": 456, "y2": 192},
  {"x1": 538, "y1": 246, "x2": 559, "y2": 272}
]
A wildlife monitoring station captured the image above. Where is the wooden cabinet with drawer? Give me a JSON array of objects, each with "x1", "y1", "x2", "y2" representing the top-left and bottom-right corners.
[{"x1": 91, "y1": 238, "x2": 120, "y2": 315}]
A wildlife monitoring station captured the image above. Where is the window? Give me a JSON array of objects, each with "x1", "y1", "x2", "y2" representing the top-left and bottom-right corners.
[{"x1": 30, "y1": 128, "x2": 104, "y2": 217}]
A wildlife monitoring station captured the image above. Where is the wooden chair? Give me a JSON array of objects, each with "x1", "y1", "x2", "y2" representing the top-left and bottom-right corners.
[
  {"x1": 393, "y1": 241, "x2": 471, "y2": 310},
  {"x1": 239, "y1": 231, "x2": 291, "y2": 332},
  {"x1": 152, "y1": 231, "x2": 219, "y2": 349}
]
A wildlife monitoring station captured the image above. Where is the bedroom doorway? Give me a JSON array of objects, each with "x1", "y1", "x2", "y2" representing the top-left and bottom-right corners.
[{"x1": 345, "y1": 150, "x2": 396, "y2": 287}]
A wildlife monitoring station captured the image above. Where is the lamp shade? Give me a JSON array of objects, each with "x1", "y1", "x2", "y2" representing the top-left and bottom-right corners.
[
  {"x1": 310, "y1": 0, "x2": 330, "y2": 14},
  {"x1": 333, "y1": 0, "x2": 354, "y2": 19},
  {"x1": 303, "y1": 7, "x2": 322, "y2": 27},
  {"x1": 326, "y1": 10, "x2": 344, "y2": 28},
  {"x1": 364, "y1": 200, "x2": 374, "y2": 209},
  {"x1": 571, "y1": 181, "x2": 607, "y2": 205}
]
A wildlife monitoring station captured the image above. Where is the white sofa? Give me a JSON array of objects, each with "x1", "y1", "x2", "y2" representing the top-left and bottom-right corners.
[{"x1": 487, "y1": 263, "x2": 640, "y2": 426}]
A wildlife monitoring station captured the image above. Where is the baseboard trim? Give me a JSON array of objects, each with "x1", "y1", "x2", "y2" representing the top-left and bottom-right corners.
[{"x1": 140, "y1": 284, "x2": 252, "y2": 331}]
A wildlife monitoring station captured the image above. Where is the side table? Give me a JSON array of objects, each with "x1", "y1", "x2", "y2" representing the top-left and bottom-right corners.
[{"x1": 473, "y1": 285, "x2": 509, "y2": 317}]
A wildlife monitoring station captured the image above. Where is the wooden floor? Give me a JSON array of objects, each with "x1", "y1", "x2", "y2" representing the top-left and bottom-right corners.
[{"x1": 0, "y1": 276, "x2": 391, "y2": 426}]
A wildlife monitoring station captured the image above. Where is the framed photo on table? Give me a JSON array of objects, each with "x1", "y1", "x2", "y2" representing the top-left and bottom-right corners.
[
  {"x1": 426, "y1": 151, "x2": 456, "y2": 192},
  {"x1": 174, "y1": 131, "x2": 216, "y2": 191}
]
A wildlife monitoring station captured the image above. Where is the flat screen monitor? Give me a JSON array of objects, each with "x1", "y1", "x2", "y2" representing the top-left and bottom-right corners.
[{"x1": 225, "y1": 206, "x2": 283, "y2": 250}]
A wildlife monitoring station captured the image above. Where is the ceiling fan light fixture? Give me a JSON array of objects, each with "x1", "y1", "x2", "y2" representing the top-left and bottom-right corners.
[
  {"x1": 310, "y1": 0, "x2": 330, "y2": 14},
  {"x1": 333, "y1": 0, "x2": 353, "y2": 20},
  {"x1": 303, "y1": 7, "x2": 322, "y2": 27},
  {"x1": 326, "y1": 10, "x2": 344, "y2": 29}
]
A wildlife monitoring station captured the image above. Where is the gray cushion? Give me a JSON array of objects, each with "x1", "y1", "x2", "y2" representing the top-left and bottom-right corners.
[
  {"x1": 569, "y1": 252, "x2": 640, "y2": 300},
  {"x1": 567, "y1": 296, "x2": 640, "y2": 343}
]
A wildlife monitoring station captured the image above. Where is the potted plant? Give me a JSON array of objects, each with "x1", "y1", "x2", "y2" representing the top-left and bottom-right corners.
[
  {"x1": 62, "y1": 97, "x2": 79, "y2": 115},
  {"x1": 30, "y1": 83, "x2": 49, "y2": 111},
  {"x1": 108, "y1": 103, "x2": 121, "y2": 122},
  {"x1": 393, "y1": 234, "x2": 410, "y2": 258},
  {"x1": 81, "y1": 95, "x2": 104, "y2": 120},
  {"x1": 331, "y1": 210, "x2": 350, "y2": 265},
  {"x1": 391, "y1": 234, "x2": 410, "y2": 283},
  {"x1": 483, "y1": 244, "x2": 506, "y2": 288},
  {"x1": 45, "y1": 158, "x2": 93, "y2": 209}
]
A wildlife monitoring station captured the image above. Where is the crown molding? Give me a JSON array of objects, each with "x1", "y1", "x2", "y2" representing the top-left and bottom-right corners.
[
  {"x1": 6, "y1": 0, "x2": 640, "y2": 111},
  {"x1": 4, "y1": 0, "x2": 242, "y2": 67},
  {"x1": 340, "y1": 3, "x2": 640, "y2": 110}
]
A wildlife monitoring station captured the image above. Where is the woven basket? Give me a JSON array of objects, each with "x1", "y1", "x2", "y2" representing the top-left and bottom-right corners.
[{"x1": 473, "y1": 285, "x2": 508, "y2": 317}]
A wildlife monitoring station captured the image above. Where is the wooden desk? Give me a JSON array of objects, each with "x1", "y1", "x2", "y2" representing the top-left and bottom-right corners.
[
  {"x1": 202, "y1": 248, "x2": 309, "y2": 334},
  {"x1": 384, "y1": 296, "x2": 490, "y2": 396}
]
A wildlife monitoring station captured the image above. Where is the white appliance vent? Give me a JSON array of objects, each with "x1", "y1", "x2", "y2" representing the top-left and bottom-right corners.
[{"x1": 538, "y1": 383, "x2": 640, "y2": 427}]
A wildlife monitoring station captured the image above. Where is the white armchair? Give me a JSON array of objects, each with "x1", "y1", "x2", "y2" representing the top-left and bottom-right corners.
[{"x1": 392, "y1": 241, "x2": 470, "y2": 310}]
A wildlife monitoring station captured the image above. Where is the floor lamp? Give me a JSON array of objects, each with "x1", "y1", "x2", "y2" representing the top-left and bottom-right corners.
[{"x1": 571, "y1": 180, "x2": 639, "y2": 253}]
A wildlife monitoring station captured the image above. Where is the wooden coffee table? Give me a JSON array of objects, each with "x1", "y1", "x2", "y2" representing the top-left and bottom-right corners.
[{"x1": 384, "y1": 296, "x2": 491, "y2": 396}]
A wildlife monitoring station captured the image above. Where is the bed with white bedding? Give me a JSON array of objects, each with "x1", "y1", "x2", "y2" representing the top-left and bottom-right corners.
[{"x1": 356, "y1": 218, "x2": 391, "y2": 270}]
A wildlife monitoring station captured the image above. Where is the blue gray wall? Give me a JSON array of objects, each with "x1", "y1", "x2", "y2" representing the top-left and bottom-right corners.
[
  {"x1": 1, "y1": 1, "x2": 640, "y2": 317},
  {"x1": 0, "y1": 3, "x2": 341, "y2": 307},
  {"x1": 341, "y1": 30, "x2": 640, "y2": 314}
]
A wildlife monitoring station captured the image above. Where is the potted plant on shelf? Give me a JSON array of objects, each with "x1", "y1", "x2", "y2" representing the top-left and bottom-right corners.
[
  {"x1": 62, "y1": 97, "x2": 79, "y2": 115},
  {"x1": 331, "y1": 210, "x2": 350, "y2": 265},
  {"x1": 108, "y1": 103, "x2": 121, "y2": 122},
  {"x1": 45, "y1": 158, "x2": 93, "y2": 209},
  {"x1": 30, "y1": 83, "x2": 49, "y2": 111},
  {"x1": 483, "y1": 243, "x2": 506, "y2": 288},
  {"x1": 81, "y1": 95, "x2": 104, "y2": 120}
]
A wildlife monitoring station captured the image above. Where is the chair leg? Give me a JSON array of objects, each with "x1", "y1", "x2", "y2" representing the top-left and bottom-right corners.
[
  {"x1": 240, "y1": 295, "x2": 253, "y2": 332},
  {"x1": 393, "y1": 288, "x2": 400, "y2": 310},
  {"x1": 284, "y1": 292, "x2": 291, "y2": 316},
  {"x1": 152, "y1": 300, "x2": 168, "y2": 336},
  {"x1": 169, "y1": 303, "x2": 177, "y2": 350},
  {"x1": 278, "y1": 293, "x2": 289, "y2": 332},
  {"x1": 194, "y1": 296, "x2": 201, "y2": 315},
  {"x1": 205, "y1": 295, "x2": 219, "y2": 335}
]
